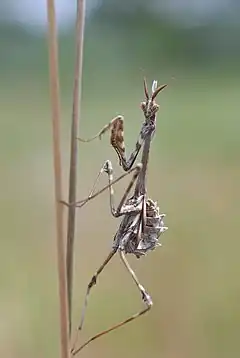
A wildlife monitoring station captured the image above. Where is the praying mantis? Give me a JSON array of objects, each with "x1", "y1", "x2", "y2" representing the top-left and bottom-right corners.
[{"x1": 63, "y1": 79, "x2": 168, "y2": 354}]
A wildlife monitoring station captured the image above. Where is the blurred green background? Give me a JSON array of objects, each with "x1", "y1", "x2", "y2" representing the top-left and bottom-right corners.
[{"x1": 0, "y1": 1, "x2": 240, "y2": 358}]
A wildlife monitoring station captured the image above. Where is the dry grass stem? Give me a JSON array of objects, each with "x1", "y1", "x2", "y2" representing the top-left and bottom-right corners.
[
  {"x1": 46, "y1": 0, "x2": 69, "y2": 357},
  {"x1": 66, "y1": 0, "x2": 86, "y2": 336}
]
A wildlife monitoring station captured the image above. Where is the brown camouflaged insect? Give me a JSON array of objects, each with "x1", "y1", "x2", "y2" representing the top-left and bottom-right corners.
[{"x1": 64, "y1": 79, "x2": 168, "y2": 355}]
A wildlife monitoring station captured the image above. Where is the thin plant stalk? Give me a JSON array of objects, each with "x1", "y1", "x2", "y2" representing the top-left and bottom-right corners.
[
  {"x1": 46, "y1": 0, "x2": 69, "y2": 357},
  {"x1": 66, "y1": 0, "x2": 86, "y2": 336}
]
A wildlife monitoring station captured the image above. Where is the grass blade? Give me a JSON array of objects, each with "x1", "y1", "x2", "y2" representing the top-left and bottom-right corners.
[
  {"x1": 46, "y1": 0, "x2": 69, "y2": 356},
  {"x1": 66, "y1": 0, "x2": 86, "y2": 336}
]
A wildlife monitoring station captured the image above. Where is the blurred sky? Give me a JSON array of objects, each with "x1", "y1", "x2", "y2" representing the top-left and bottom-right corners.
[
  {"x1": 0, "y1": 0, "x2": 100, "y2": 32},
  {"x1": 0, "y1": 0, "x2": 237, "y2": 32}
]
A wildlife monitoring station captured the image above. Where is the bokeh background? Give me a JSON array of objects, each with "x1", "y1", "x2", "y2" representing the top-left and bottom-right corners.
[{"x1": 1, "y1": 1, "x2": 240, "y2": 357}]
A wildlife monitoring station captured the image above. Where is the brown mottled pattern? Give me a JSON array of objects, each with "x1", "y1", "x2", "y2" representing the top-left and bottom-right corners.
[
  {"x1": 110, "y1": 117, "x2": 126, "y2": 165},
  {"x1": 112, "y1": 196, "x2": 166, "y2": 257}
]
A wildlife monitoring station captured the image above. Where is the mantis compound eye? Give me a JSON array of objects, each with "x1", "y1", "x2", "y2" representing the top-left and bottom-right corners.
[
  {"x1": 140, "y1": 102, "x2": 147, "y2": 111},
  {"x1": 152, "y1": 104, "x2": 159, "y2": 113}
]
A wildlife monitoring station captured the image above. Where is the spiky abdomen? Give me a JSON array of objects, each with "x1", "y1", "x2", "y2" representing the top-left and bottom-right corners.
[{"x1": 112, "y1": 198, "x2": 167, "y2": 258}]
